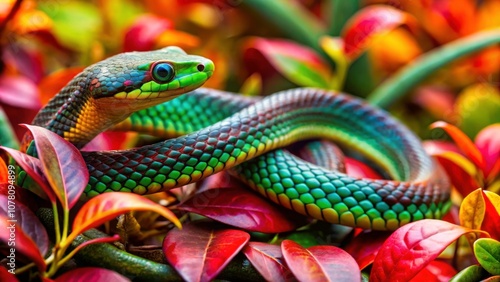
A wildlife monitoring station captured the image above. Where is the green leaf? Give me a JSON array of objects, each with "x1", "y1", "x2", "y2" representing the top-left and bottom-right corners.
[
  {"x1": 474, "y1": 238, "x2": 500, "y2": 275},
  {"x1": 450, "y1": 265, "x2": 489, "y2": 282},
  {"x1": 324, "y1": 0, "x2": 361, "y2": 36},
  {"x1": 0, "y1": 107, "x2": 18, "y2": 149},
  {"x1": 368, "y1": 28, "x2": 500, "y2": 108}
]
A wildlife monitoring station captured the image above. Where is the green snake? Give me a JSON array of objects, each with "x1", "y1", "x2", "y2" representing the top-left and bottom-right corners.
[
  {"x1": 23, "y1": 47, "x2": 451, "y2": 232},
  {"x1": 19, "y1": 47, "x2": 450, "y2": 276}
]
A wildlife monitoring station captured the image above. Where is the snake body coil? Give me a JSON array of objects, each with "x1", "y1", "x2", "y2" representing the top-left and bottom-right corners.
[{"x1": 26, "y1": 48, "x2": 450, "y2": 231}]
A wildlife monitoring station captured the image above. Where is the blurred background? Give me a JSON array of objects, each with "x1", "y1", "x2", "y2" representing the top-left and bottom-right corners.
[{"x1": 0, "y1": 0, "x2": 499, "y2": 142}]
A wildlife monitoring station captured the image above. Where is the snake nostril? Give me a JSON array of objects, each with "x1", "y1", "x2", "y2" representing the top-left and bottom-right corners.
[{"x1": 197, "y1": 64, "x2": 205, "y2": 72}]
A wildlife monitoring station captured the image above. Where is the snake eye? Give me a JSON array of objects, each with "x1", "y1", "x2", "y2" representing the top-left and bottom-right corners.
[{"x1": 152, "y1": 62, "x2": 175, "y2": 83}]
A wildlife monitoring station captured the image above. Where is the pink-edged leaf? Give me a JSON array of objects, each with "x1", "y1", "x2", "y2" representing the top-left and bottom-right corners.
[
  {"x1": 0, "y1": 195, "x2": 48, "y2": 255},
  {"x1": 23, "y1": 124, "x2": 88, "y2": 209},
  {"x1": 0, "y1": 183, "x2": 42, "y2": 212},
  {"x1": 475, "y1": 124, "x2": 500, "y2": 179},
  {"x1": 344, "y1": 231, "x2": 390, "y2": 270},
  {"x1": 178, "y1": 187, "x2": 308, "y2": 233},
  {"x1": 81, "y1": 131, "x2": 138, "y2": 151},
  {"x1": 345, "y1": 157, "x2": 383, "y2": 179},
  {"x1": 281, "y1": 240, "x2": 360, "y2": 282},
  {"x1": 410, "y1": 260, "x2": 457, "y2": 282},
  {"x1": 481, "y1": 190, "x2": 500, "y2": 240},
  {"x1": 370, "y1": 220, "x2": 478, "y2": 282},
  {"x1": 243, "y1": 242, "x2": 294, "y2": 282},
  {"x1": 163, "y1": 222, "x2": 250, "y2": 282},
  {"x1": 68, "y1": 192, "x2": 180, "y2": 243},
  {"x1": 243, "y1": 38, "x2": 332, "y2": 88},
  {"x1": 342, "y1": 5, "x2": 416, "y2": 59},
  {"x1": 0, "y1": 266, "x2": 19, "y2": 282},
  {"x1": 123, "y1": 14, "x2": 172, "y2": 52},
  {"x1": 0, "y1": 215, "x2": 46, "y2": 272},
  {"x1": 54, "y1": 267, "x2": 130, "y2": 282},
  {"x1": 0, "y1": 147, "x2": 55, "y2": 202},
  {"x1": 0, "y1": 76, "x2": 41, "y2": 109},
  {"x1": 430, "y1": 121, "x2": 485, "y2": 172}
]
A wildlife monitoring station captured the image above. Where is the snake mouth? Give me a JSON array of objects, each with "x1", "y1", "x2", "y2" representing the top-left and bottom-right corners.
[{"x1": 114, "y1": 60, "x2": 214, "y2": 100}]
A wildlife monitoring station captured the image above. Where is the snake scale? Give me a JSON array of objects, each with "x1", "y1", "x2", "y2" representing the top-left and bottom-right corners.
[{"x1": 23, "y1": 47, "x2": 451, "y2": 232}]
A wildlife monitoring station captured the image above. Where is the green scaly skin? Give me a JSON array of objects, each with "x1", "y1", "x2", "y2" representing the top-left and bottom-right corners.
[
  {"x1": 22, "y1": 47, "x2": 451, "y2": 277},
  {"x1": 99, "y1": 88, "x2": 451, "y2": 230}
]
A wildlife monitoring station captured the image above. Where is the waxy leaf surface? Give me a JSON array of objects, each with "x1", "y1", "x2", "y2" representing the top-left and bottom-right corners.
[
  {"x1": 23, "y1": 125, "x2": 88, "y2": 209},
  {"x1": 474, "y1": 238, "x2": 500, "y2": 276},
  {"x1": 0, "y1": 147, "x2": 54, "y2": 202},
  {"x1": 0, "y1": 215, "x2": 46, "y2": 272},
  {"x1": 163, "y1": 222, "x2": 250, "y2": 282},
  {"x1": 371, "y1": 220, "x2": 477, "y2": 281},
  {"x1": 282, "y1": 240, "x2": 360, "y2": 282},
  {"x1": 243, "y1": 242, "x2": 293, "y2": 282},
  {"x1": 178, "y1": 187, "x2": 307, "y2": 233},
  {"x1": 344, "y1": 231, "x2": 390, "y2": 270},
  {"x1": 0, "y1": 195, "x2": 48, "y2": 255}
]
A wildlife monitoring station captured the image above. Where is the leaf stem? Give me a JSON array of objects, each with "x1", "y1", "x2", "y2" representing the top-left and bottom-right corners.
[{"x1": 367, "y1": 28, "x2": 500, "y2": 108}]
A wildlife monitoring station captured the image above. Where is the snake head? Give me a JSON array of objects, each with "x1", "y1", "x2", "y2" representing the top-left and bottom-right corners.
[
  {"x1": 90, "y1": 46, "x2": 214, "y2": 112},
  {"x1": 34, "y1": 47, "x2": 214, "y2": 147}
]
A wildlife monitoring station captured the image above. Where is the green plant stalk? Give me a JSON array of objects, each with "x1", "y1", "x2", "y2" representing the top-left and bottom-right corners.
[
  {"x1": 243, "y1": 0, "x2": 326, "y2": 52},
  {"x1": 325, "y1": 0, "x2": 361, "y2": 36},
  {"x1": 367, "y1": 28, "x2": 500, "y2": 108},
  {"x1": 52, "y1": 202, "x2": 61, "y2": 245}
]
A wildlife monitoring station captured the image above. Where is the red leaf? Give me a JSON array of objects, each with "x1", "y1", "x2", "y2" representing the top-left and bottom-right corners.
[
  {"x1": 243, "y1": 242, "x2": 294, "y2": 282},
  {"x1": 178, "y1": 187, "x2": 308, "y2": 233},
  {"x1": 345, "y1": 157, "x2": 383, "y2": 179},
  {"x1": 81, "y1": 131, "x2": 138, "y2": 151},
  {"x1": 23, "y1": 124, "x2": 88, "y2": 209},
  {"x1": 0, "y1": 147, "x2": 55, "y2": 202},
  {"x1": 430, "y1": 121, "x2": 485, "y2": 172},
  {"x1": 123, "y1": 14, "x2": 172, "y2": 52},
  {"x1": 370, "y1": 220, "x2": 477, "y2": 282},
  {"x1": 475, "y1": 124, "x2": 500, "y2": 179},
  {"x1": 54, "y1": 267, "x2": 130, "y2": 282},
  {"x1": 434, "y1": 155, "x2": 480, "y2": 197},
  {"x1": 0, "y1": 215, "x2": 46, "y2": 272},
  {"x1": 410, "y1": 260, "x2": 457, "y2": 282},
  {"x1": 423, "y1": 140, "x2": 462, "y2": 156},
  {"x1": 342, "y1": 5, "x2": 416, "y2": 59},
  {"x1": 0, "y1": 266, "x2": 19, "y2": 282},
  {"x1": 0, "y1": 75, "x2": 41, "y2": 109},
  {"x1": 0, "y1": 195, "x2": 49, "y2": 255},
  {"x1": 163, "y1": 222, "x2": 250, "y2": 282},
  {"x1": 243, "y1": 38, "x2": 332, "y2": 88},
  {"x1": 344, "y1": 231, "x2": 390, "y2": 270},
  {"x1": 281, "y1": 240, "x2": 360, "y2": 282},
  {"x1": 68, "y1": 192, "x2": 180, "y2": 243},
  {"x1": 38, "y1": 67, "x2": 85, "y2": 106},
  {"x1": 481, "y1": 190, "x2": 500, "y2": 240}
]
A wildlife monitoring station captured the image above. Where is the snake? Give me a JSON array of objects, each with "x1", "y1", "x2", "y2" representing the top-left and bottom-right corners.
[
  {"x1": 21, "y1": 47, "x2": 451, "y2": 232},
  {"x1": 17, "y1": 46, "x2": 451, "y2": 278}
]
